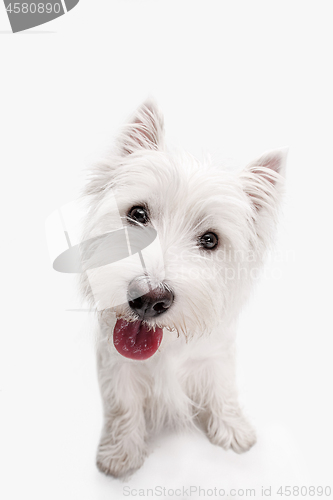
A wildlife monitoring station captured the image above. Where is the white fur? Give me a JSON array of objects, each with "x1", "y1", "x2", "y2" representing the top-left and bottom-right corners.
[{"x1": 79, "y1": 101, "x2": 286, "y2": 477}]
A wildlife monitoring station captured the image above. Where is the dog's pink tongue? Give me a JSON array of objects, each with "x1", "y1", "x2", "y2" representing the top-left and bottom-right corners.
[{"x1": 113, "y1": 319, "x2": 163, "y2": 360}]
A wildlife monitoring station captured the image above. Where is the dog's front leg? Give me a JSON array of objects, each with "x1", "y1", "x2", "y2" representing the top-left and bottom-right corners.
[
  {"x1": 96, "y1": 352, "x2": 148, "y2": 477},
  {"x1": 189, "y1": 346, "x2": 257, "y2": 453}
]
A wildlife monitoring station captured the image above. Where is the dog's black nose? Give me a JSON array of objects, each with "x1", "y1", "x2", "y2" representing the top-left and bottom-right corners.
[{"x1": 128, "y1": 278, "x2": 174, "y2": 319}]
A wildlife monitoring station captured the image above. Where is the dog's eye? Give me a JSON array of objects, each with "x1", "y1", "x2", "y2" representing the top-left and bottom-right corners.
[
  {"x1": 127, "y1": 206, "x2": 149, "y2": 225},
  {"x1": 199, "y1": 232, "x2": 218, "y2": 250}
]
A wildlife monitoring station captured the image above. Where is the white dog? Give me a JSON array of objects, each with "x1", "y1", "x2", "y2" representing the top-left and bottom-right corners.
[{"x1": 79, "y1": 101, "x2": 286, "y2": 477}]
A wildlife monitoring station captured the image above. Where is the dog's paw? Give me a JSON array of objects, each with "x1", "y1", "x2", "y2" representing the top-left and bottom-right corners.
[
  {"x1": 207, "y1": 413, "x2": 257, "y2": 453},
  {"x1": 96, "y1": 436, "x2": 147, "y2": 478}
]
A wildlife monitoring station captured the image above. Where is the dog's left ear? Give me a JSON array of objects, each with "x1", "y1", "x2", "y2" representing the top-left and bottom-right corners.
[
  {"x1": 241, "y1": 148, "x2": 288, "y2": 211},
  {"x1": 118, "y1": 100, "x2": 165, "y2": 155}
]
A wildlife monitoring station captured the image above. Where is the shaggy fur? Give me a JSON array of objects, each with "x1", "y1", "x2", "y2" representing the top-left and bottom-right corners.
[{"x1": 79, "y1": 101, "x2": 286, "y2": 477}]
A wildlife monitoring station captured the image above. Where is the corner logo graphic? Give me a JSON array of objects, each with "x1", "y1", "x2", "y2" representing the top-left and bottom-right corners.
[{"x1": 3, "y1": 0, "x2": 79, "y2": 33}]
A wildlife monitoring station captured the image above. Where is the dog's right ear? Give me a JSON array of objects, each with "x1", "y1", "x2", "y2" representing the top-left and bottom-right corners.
[
  {"x1": 83, "y1": 102, "x2": 164, "y2": 196},
  {"x1": 117, "y1": 100, "x2": 165, "y2": 155}
]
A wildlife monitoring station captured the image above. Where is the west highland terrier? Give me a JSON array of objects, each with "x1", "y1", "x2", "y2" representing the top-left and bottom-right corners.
[{"x1": 79, "y1": 101, "x2": 286, "y2": 477}]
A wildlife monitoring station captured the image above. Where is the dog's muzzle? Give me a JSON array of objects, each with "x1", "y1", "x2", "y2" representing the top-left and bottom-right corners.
[{"x1": 127, "y1": 277, "x2": 174, "y2": 319}]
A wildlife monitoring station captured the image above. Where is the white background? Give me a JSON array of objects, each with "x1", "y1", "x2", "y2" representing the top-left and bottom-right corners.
[{"x1": 1, "y1": 1, "x2": 332, "y2": 499}]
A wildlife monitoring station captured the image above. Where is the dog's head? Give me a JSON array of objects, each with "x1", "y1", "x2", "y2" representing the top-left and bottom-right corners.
[{"x1": 80, "y1": 101, "x2": 286, "y2": 359}]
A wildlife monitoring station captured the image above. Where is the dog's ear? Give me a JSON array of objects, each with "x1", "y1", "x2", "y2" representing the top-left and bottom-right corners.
[
  {"x1": 241, "y1": 148, "x2": 288, "y2": 211},
  {"x1": 117, "y1": 100, "x2": 165, "y2": 155},
  {"x1": 83, "y1": 101, "x2": 164, "y2": 196}
]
